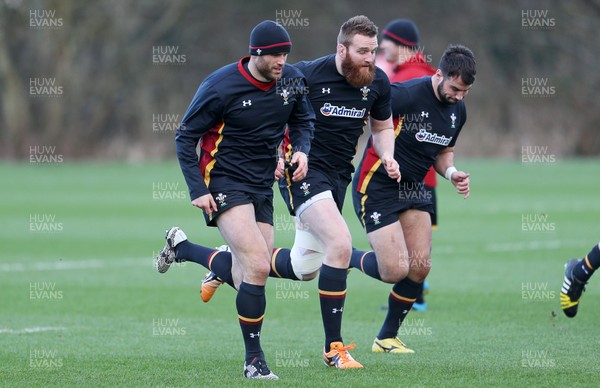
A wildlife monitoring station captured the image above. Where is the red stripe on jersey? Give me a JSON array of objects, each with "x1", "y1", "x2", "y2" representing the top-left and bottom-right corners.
[
  {"x1": 281, "y1": 128, "x2": 293, "y2": 162},
  {"x1": 355, "y1": 116, "x2": 403, "y2": 194},
  {"x1": 423, "y1": 166, "x2": 437, "y2": 187},
  {"x1": 199, "y1": 122, "x2": 225, "y2": 189},
  {"x1": 237, "y1": 56, "x2": 274, "y2": 91}
]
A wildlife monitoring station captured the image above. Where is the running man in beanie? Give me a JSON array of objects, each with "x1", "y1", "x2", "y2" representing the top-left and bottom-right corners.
[{"x1": 155, "y1": 20, "x2": 314, "y2": 380}]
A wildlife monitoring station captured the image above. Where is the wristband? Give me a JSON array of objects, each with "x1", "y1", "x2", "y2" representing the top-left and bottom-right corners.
[{"x1": 445, "y1": 166, "x2": 457, "y2": 181}]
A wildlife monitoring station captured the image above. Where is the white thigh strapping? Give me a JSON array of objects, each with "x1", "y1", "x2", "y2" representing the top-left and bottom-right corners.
[{"x1": 290, "y1": 228, "x2": 325, "y2": 279}]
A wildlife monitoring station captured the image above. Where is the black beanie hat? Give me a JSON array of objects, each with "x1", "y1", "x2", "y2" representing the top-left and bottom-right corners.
[
  {"x1": 249, "y1": 20, "x2": 292, "y2": 56},
  {"x1": 382, "y1": 19, "x2": 419, "y2": 48}
]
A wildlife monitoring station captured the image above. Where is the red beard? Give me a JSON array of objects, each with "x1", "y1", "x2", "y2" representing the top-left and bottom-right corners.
[{"x1": 341, "y1": 54, "x2": 375, "y2": 88}]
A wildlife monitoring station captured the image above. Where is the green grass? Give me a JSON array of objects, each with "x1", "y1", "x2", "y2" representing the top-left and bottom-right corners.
[{"x1": 1, "y1": 158, "x2": 599, "y2": 387}]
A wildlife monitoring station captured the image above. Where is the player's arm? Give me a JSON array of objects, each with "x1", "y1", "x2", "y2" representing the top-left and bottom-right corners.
[
  {"x1": 370, "y1": 115, "x2": 401, "y2": 182},
  {"x1": 434, "y1": 147, "x2": 470, "y2": 199},
  {"x1": 175, "y1": 84, "x2": 219, "y2": 215}
]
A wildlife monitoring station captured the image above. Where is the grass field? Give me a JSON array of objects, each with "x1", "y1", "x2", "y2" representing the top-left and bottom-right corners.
[{"x1": 1, "y1": 158, "x2": 599, "y2": 387}]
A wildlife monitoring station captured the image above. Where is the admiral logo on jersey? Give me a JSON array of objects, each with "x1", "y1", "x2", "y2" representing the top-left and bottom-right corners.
[
  {"x1": 319, "y1": 103, "x2": 366, "y2": 118},
  {"x1": 415, "y1": 128, "x2": 452, "y2": 146}
]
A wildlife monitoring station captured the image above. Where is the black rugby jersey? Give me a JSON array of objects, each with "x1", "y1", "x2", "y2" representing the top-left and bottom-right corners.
[
  {"x1": 288, "y1": 55, "x2": 391, "y2": 179},
  {"x1": 355, "y1": 76, "x2": 467, "y2": 192},
  {"x1": 176, "y1": 57, "x2": 314, "y2": 200}
]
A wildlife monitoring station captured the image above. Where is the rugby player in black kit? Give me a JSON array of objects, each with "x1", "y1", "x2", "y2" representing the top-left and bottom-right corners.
[
  {"x1": 193, "y1": 15, "x2": 400, "y2": 369},
  {"x1": 155, "y1": 20, "x2": 314, "y2": 380},
  {"x1": 350, "y1": 44, "x2": 476, "y2": 354}
]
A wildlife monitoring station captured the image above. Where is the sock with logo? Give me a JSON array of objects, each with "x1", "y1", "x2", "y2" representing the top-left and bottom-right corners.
[
  {"x1": 573, "y1": 243, "x2": 600, "y2": 283},
  {"x1": 318, "y1": 264, "x2": 347, "y2": 352},
  {"x1": 349, "y1": 248, "x2": 382, "y2": 280},
  {"x1": 236, "y1": 282, "x2": 266, "y2": 363},
  {"x1": 378, "y1": 278, "x2": 422, "y2": 340}
]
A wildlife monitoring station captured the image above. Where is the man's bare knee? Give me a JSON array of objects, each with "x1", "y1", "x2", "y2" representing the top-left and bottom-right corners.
[
  {"x1": 408, "y1": 257, "x2": 431, "y2": 282},
  {"x1": 325, "y1": 235, "x2": 352, "y2": 266},
  {"x1": 380, "y1": 266, "x2": 407, "y2": 284}
]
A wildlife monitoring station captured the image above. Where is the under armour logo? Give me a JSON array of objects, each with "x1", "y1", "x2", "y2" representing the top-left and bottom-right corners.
[
  {"x1": 242, "y1": 100, "x2": 252, "y2": 107},
  {"x1": 249, "y1": 331, "x2": 260, "y2": 338},
  {"x1": 421, "y1": 111, "x2": 429, "y2": 118},
  {"x1": 332, "y1": 307, "x2": 343, "y2": 314},
  {"x1": 322, "y1": 88, "x2": 331, "y2": 94},
  {"x1": 256, "y1": 48, "x2": 262, "y2": 55}
]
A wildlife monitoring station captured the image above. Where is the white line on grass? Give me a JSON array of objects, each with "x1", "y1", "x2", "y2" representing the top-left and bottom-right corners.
[
  {"x1": 0, "y1": 326, "x2": 66, "y2": 334},
  {"x1": 0, "y1": 258, "x2": 147, "y2": 272},
  {"x1": 486, "y1": 240, "x2": 562, "y2": 252}
]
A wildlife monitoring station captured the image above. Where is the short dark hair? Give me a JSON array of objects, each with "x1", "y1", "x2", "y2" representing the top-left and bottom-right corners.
[
  {"x1": 337, "y1": 15, "x2": 378, "y2": 47},
  {"x1": 439, "y1": 44, "x2": 476, "y2": 85}
]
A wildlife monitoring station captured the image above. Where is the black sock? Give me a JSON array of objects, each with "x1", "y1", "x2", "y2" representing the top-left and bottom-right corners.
[
  {"x1": 175, "y1": 241, "x2": 234, "y2": 287},
  {"x1": 378, "y1": 278, "x2": 422, "y2": 340},
  {"x1": 269, "y1": 248, "x2": 299, "y2": 280},
  {"x1": 207, "y1": 251, "x2": 234, "y2": 288},
  {"x1": 415, "y1": 283, "x2": 425, "y2": 304},
  {"x1": 236, "y1": 282, "x2": 266, "y2": 363},
  {"x1": 318, "y1": 264, "x2": 347, "y2": 352},
  {"x1": 349, "y1": 248, "x2": 381, "y2": 280},
  {"x1": 573, "y1": 243, "x2": 600, "y2": 282},
  {"x1": 174, "y1": 240, "x2": 216, "y2": 267}
]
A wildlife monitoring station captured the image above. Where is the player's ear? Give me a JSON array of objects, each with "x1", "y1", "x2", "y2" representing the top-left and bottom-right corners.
[{"x1": 337, "y1": 43, "x2": 346, "y2": 57}]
